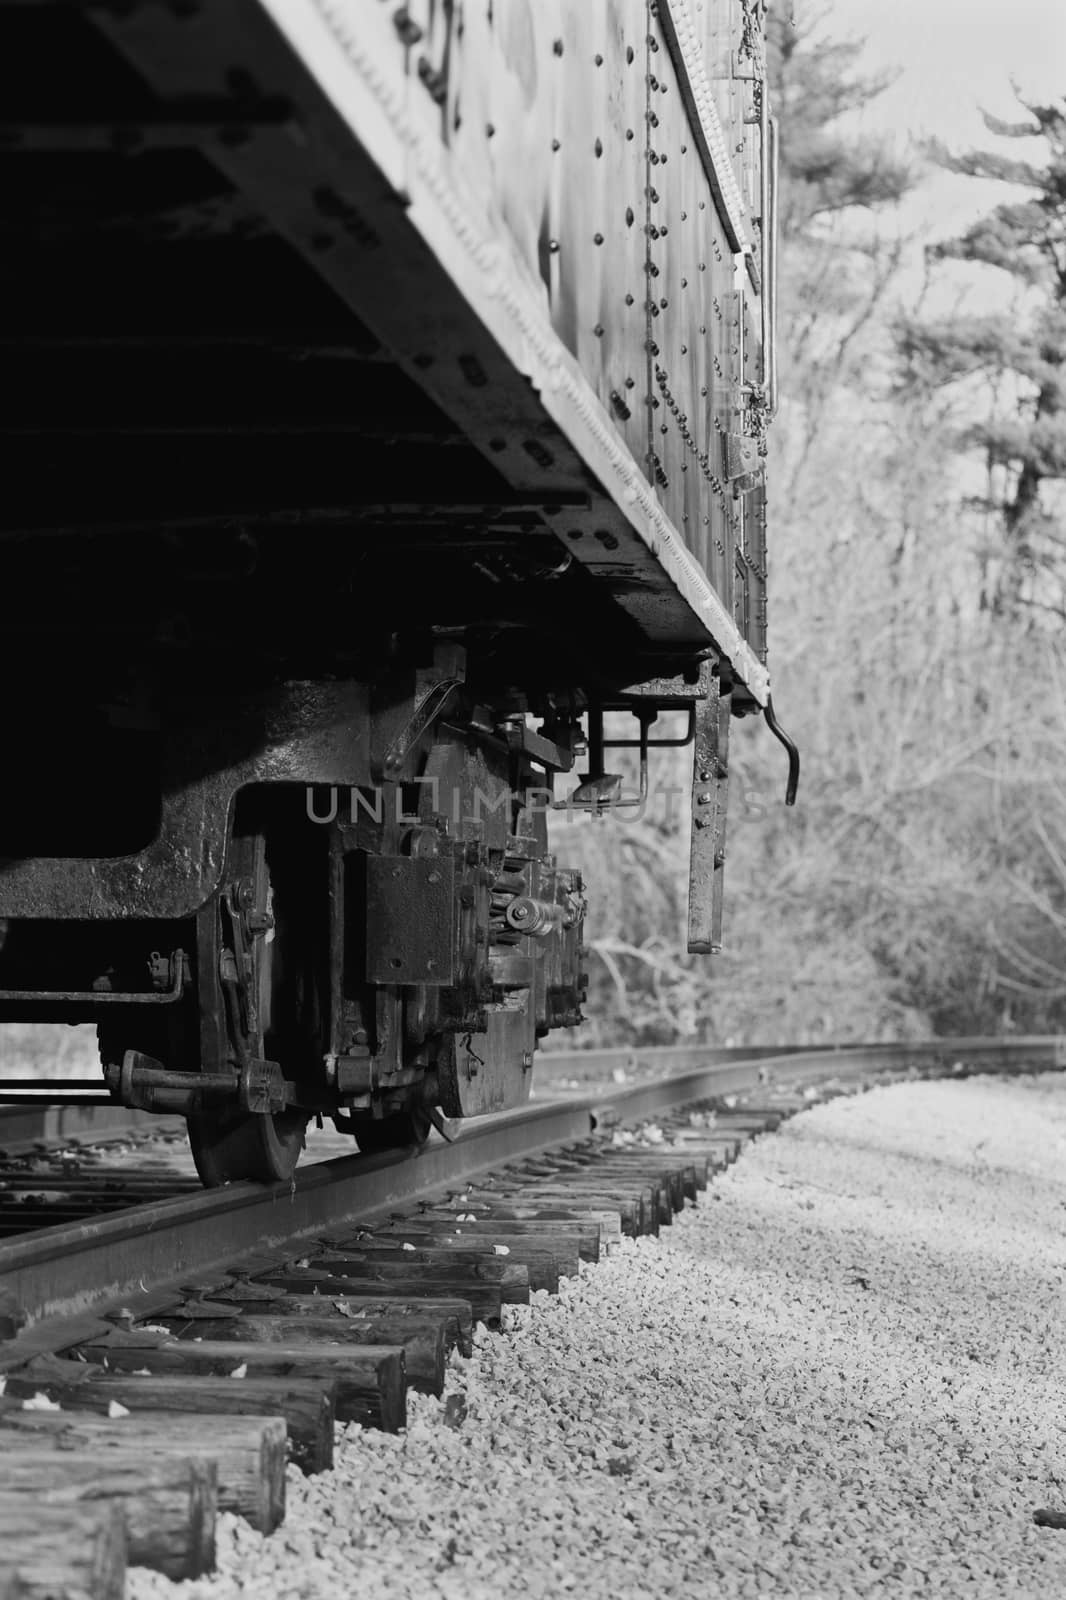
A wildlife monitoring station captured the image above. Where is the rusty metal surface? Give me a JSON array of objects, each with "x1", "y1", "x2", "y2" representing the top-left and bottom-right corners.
[
  {"x1": 688, "y1": 675, "x2": 730, "y2": 954},
  {"x1": 0, "y1": 682, "x2": 370, "y2": 920},
  {"x1": 365, "y1": 856, "x2": 456, "y2": 987}
]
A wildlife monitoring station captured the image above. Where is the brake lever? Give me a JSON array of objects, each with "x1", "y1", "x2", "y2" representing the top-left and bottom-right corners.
[{"x1": 763, "y1": 694, "x2": 799, "y2": 806}]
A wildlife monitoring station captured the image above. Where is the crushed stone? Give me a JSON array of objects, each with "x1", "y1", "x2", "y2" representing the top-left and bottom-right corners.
[{"x1": 126, "y1": 1073, "x2": 1066, "y2": 1598}]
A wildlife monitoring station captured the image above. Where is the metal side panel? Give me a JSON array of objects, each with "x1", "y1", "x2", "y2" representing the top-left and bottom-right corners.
[
  {"x1": 97, "y1": 0, "x2": 767, "y2": 701},
  {"x1": 253, "y1": 0, "x2": 769, "y2": 699}
]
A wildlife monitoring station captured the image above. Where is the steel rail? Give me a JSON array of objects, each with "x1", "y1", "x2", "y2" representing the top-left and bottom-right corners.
[{"x1": 1, "y1": 1035, "x2": 1063, "y2": 1353}]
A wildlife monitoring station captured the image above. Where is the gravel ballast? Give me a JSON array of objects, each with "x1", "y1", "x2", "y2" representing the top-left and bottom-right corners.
[{"x1": 128, "y1": 1073, "x2": 1066, "y2": 1598}]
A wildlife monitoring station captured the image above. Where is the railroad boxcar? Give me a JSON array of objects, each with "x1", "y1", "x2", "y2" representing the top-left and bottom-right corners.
[{"x1": 0, "y1": 0, "x2": 792, "y2": 1181}]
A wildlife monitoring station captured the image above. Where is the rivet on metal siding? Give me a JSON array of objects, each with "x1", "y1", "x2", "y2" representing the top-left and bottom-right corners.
[
  {"x1": 625, "y1": 207, "x2": 634, "y2": 226},
  {"x1": 594, "y1": 138, "x2": 603, "y2": 157},
  {"x1": 593, "y1": 323, "x2": 604, "y2": 337},
  {"x1": 553, "y1": 38, "x2": 564, "y2": 55},
  {"x1": 624, "y1": 376, "x2": 635, "y2": 388},
  {"x1": 549, "y1": 240, "x2": 560, "y2": 253},
  {"x1": 660, "y1": 225, "x2": 668, "y2": 237},
  {"x1": 626, "y1": 45, "x2": 635, "y2": 63},
  {"x1": 681, "y1": 277, "x2": 688, "y2": 289},
  {"x1": 626, "y1": 128, "x2": 635, "y2": 140},
  {"x1": 486, "y1": 123, "x2": 495, "y2": 137},
  {"x1": 594, "y1": 233, "x2": 604, "y2": 245},
  {"x1": 625, "y1": 293, "x2": 634, "y2": 305},
  {"x1": 551, "y1": 138, "x2": 561, "y2": 152},
  {"x1": 681, "y1": 144, "x2": 687, "y2": 155},
  {"x1": 595, "y1": 53, "x2": 604, "y2": 65},
  {"x1": 660, "y1": 297, "x2": 668, "y2": 309},
  {"x1": 680, "y1": 343, "x2": 687, "y2": 355},
  {"x1": 393, "y1": 8, "x2": 423, "y2": 45}
]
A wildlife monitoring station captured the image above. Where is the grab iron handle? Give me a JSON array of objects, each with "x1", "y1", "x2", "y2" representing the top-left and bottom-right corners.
[
  {"x1": 767, "y1": 112, "x2": 779, "y2": 418},
  {"x1": 758, "y1": 85, "x2": 779, "y2": 419}
]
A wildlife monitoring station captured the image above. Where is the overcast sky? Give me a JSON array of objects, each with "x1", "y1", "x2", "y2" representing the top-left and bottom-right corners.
[
  {"x1": 826, "y1": 0, "x2": 1064, "y2": 144},
  {"x1": 813, "y1": 0, "x2": 1065, "y2": 242}
]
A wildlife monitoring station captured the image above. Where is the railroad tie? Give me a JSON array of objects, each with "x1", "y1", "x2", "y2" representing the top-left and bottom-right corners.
[
  {"x1": 150, "y1": 1306, "x2": 449, "y2": 1400},
  {"x1": 0, "y1": 1401, "x2": 286, "y2": 1534},
  {"x1": 0, "y1": 1495, "x2": 127, "y2": 1600},
  {"x1": 210, "y1": 1283, "x2": 477, "y2": 1361},
  {"x1": 1, "y1": 1359, "x2": 336, "y2": 1474},
  {"x1": 74, "y1": 1331, "x2": 407, "y2": 1432},
  {"x1": 0, "y1": 1439, "x2": 216, "y2": 1580}
]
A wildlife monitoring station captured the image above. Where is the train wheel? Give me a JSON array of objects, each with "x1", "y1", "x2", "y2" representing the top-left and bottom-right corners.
[
  {"x1": 188, "y1": 814, "x2": 322, "y2": 1187},
  {"x1": 351, "y1": 1106, "x2": 434, "y2": 1155},
  {"x1": 188, "y1": 1102, "x2": 308, "y2": 1187}
]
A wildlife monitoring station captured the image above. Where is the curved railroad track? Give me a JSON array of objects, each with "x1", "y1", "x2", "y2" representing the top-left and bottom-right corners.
[{"x1": 0, "y1": 1036, "x2": 1062, "y2": 1596}]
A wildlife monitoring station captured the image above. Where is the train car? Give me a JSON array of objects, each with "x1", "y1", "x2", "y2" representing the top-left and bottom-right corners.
[{"x1": 0, "y1": 0, "x2": 794, "y2": 1183}]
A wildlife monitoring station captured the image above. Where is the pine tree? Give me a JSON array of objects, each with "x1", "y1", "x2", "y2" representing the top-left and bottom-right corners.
[
  {"x1": 768, "y1": 10, "x2": 912, "y2": 241},
  {"x1": 766, "y1": 9, "x2": 913, "y2": 508},
  {"x1": 897, "y1": 97, "x2": 1066, "y2": 616}
]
